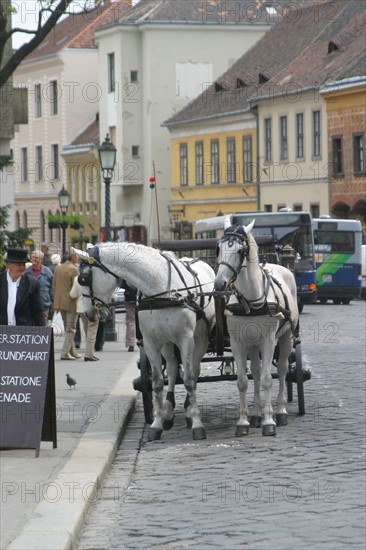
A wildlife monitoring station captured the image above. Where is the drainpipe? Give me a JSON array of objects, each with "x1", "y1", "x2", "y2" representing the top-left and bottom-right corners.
[{"x1": 249, "y1": 105, "x2": 260, "y2": 211}]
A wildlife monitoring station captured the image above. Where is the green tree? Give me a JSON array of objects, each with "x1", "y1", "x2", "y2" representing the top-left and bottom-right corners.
[{"x1": 0, "y1": 204, "x2": 35, "y2": 266}]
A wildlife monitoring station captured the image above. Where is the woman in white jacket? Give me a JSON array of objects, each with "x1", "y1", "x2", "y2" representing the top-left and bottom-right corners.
[{"x1": 70, "y1": 276, "x2": 100, "y2": 361}]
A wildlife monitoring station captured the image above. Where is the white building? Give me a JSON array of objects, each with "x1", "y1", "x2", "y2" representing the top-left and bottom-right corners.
[{"x1": 95, "y1": 0, "x2": 286, "y2": 242}]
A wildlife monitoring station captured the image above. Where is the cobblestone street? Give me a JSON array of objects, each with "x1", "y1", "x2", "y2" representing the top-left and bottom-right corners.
[{"x1": 76, "y1": 301, "x2": 366, "y2": 550}]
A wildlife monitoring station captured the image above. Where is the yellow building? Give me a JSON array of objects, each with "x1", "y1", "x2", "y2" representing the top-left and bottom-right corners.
[{"x1": 61, "y1": 117, "x2": 101, "y2": 247}]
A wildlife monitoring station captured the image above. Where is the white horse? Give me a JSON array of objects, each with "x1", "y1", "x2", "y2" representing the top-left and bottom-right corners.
[
  {"x1": 214, "y1": 219, "x2": 299, "y2": 436},
  {"x1": 71, "y1": 243, "x2": 216, "y2": 441}
]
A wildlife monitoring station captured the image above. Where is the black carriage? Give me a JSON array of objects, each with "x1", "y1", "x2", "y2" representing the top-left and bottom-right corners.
[{"x1": 133, "y1": 237, "x2": 311, "y2": 425}]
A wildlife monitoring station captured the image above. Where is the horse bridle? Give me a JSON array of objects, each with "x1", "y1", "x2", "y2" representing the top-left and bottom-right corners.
[
  {"x1": 216, "y1": 226, "x2": 249, "y2": 282},
  {"x1": 77, "y1": 246, "x2": 123, "y2": 317}
]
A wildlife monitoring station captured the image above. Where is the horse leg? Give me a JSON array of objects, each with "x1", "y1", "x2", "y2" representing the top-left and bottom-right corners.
[
  {"x1": 143, "y1": 343, "x2": 165, "y2": 441},
  {"x1": 181, "y1": 338, "x2": 206, "y2": 440},
  {"x1": 275, "y1": 332, "x2": 293, "y2": 426},
  {"x1": 247, "y1": 346, "x2": 262, "y2": 428},
  {"x1": 161, "y1": 343, "x2": 179, "y2": 431},
  {"x1": 260, "y1": 331, "x2": 277, "y2": 436},
  {"x1": 233, "y1": 339, "x2": 250, "y2": 437}
]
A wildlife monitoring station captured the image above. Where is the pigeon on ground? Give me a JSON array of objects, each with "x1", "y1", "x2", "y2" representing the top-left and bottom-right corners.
[{"x1": 66, "y1": 373, "x2": 77, "y2": 389}]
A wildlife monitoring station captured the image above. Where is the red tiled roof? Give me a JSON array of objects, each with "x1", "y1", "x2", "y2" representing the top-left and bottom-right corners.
[
  {"x1": 164, "y1": 0, "x2": 365, "y2": 126},
  {"x1": 25, "y1": 0, "x2": 132, "y2": 61},
  {"x1": 70, "y1": 117, "x2": 99, "y2": 147}
]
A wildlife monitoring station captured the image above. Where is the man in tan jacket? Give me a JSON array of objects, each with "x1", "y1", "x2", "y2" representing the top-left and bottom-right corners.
[{"x1": 53, "y1": 250, "x2": 81, "y2": 360}]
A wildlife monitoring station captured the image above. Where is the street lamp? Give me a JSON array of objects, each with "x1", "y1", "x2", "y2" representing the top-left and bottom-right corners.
[
  {"x1": 98, "y1": 133, "x2": 116, "y2": 242},
  {"x1": 58, "y1": 185, "x2": 70, "y2": 256}
]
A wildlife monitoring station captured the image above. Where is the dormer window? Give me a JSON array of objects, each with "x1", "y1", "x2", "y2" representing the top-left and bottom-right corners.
[
  {"x1": 328, "y1": 41, "x2": 339, "y2": 53},
  {"x1": 236, "y1": 78, "x2": 245, "y2": 89},
  {"x1": 215, "y1": 82, "x2": 225, "y2": 92},
  {"x1": 259, "y1": 73, "x2": 269, "y2": 84}
]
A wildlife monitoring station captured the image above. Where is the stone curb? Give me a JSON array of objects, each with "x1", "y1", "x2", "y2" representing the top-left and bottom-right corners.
[{"x1": 7, "y1": 362, "x2": 139, "y2": 550}]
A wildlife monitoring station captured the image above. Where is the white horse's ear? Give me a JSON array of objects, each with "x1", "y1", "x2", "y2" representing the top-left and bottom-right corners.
[
  {"x1": 244, "y1": 219, "x2": 255, "y2": 234},
  {"x1": 70, "y1": 246, "x2": 89, "y2": 261},
  {"x1": 224, "y1": 215, "x2": 231, "y2": 229}
]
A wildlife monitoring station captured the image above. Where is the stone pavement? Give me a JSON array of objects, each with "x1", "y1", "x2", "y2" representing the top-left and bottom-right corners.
[{"x1": 0, "y1": 314, "x2": 139, "y2": 550}]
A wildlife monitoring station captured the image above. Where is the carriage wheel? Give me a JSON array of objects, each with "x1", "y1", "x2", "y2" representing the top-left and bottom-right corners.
[
  {"x1": 295, "y1": 342, "x2": 305, "y2": 415},
  {"x1": 139, "y1": 347, "x2": 153, "y2": 424},
  {"x1": 214, "y1": 295, "x2": 225, "y2": 356}
]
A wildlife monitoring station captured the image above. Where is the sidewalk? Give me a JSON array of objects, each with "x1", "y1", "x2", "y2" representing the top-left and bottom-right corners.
[{"x1": 0, "y1": 316, "x2": 140, "y2": 550}]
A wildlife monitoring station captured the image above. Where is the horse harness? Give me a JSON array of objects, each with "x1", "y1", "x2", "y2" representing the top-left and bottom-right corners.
[
  {"x1": 136, "y1": 252, "x2": 212, "y2": 332},
  {"x1": 217, "y1": 226, "x2": 293, "y2": 333},
  {"x1": 78, "y1": 246, "x2": 212, "y2": 331}
]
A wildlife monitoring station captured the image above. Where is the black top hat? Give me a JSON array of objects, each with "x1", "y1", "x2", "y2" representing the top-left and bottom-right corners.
[{"x1": 5, "y1": 248, "x2": 29, "y2": 264}]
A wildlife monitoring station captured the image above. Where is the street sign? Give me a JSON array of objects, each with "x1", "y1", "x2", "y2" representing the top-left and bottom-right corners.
[{"x1": 0, "y1": 325, "x2": 57, "y2": 456}]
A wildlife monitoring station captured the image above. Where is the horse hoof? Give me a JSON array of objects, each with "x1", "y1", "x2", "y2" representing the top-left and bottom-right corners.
[
  {"x1": 186, "y1": 417, "x2": 193, "y2": 429},
  {"x1": 148, "y1": 428, "x2": 163, "y2": 441},
  {"x1": 163, "y1": 418, "x2": 174, "y2": 431},
  {"x1": 249, "y1": 416, "x2": 262, "y2": 428},
  {"x1": 262, "y1": 425, "x2": 276, "y2": 436},
  {"x1": 192, "y1": 427, "x2": 206, "y2": 440},
  {"x1": 235, "y1": 425, "x2": 250, "y2": 437},
  {"x1": 276, "y1": 413, "x2": 288, "y2": 426}
]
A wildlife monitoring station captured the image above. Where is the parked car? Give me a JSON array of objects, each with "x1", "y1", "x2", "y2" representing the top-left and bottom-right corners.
[{"x1": 112, "y1": 287, "x2": 126, "y2": 313}]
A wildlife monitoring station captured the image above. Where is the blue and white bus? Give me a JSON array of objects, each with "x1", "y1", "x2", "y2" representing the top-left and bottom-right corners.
[
  {"x1": 195, "y1": 211, "x2": 317, "y2": 310},
  {"x1": 313, "y1": 218, "x2": 362, "y2": 304}
]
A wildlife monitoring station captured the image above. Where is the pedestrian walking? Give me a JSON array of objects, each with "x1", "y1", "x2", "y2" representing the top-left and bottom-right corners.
[
  {"x1": 122, "y1": 281, "x2": 137, "y2": 352},
  {"x1": 25, "y1": 249, "x2": 54, "y2": 325},
  {"x1": 0, "y1": 248, "x2": 46, "y2": 326},
  {"x1": 70, "y1": 275, "x2": 100, "y2": 361},
  {"x1": 53, "y1": 250, "x2": 81, "y2": 360},
  {"x1": 49, "y1": 253, "x2": 61, "y2": 274},
  {"x1": 41, "y1": 242, "x2": 53, "y2": 268}
]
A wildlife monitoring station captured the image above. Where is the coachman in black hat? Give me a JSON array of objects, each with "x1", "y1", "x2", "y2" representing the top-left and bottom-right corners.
[{"x1": 0, "y1": 248, "x2": 46, "y2": 326}]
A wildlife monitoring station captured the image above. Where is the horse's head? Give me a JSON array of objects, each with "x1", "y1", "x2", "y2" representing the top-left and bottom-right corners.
[
  {"x1": 214, "y1": 220, "x2": 255, "y2": 291},
  {"x1": 71, "y1": 245, "x2": 121, "y2": 322}
]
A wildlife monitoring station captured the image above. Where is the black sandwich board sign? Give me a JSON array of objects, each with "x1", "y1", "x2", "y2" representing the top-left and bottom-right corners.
[{"x1": 0, "y1": 325, "x2": 57, "y2": 457}]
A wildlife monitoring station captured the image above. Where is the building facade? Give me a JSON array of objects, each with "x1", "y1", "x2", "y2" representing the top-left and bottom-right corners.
[
  {"x1": 95, "y1": 0, "x2": 287, "y2": 243},
  {"x1": 321, "y1": 76, "x2": 366, "y2": 238}
]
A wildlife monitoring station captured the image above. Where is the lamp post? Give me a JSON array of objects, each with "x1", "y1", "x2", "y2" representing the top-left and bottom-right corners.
[
  {"x1": 58, "y1": 185, "x2": 70, "y2": 256},
  {"x1": 98, "y1": 133, "x2": 116, "y2": 242}
]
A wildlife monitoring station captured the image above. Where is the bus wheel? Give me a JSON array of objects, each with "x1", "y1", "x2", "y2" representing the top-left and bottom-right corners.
[
  {"x1": 333, "y1": 298, "x2": 341, "y2": 305},
  {"x1": 298, "y1": 302, "x2": 304, "y2": 313},
  {"x1": 341, "y1": 298, "x2": 350, "y2": 305},
  {"x1": 319, "y1": 298, "x2": 327, "y2": 304}
]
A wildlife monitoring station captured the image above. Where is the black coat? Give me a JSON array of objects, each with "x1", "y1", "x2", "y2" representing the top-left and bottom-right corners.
[
  {"x1": 0, "y1": 271, "x2": 46, "y2": 326},
  {"x1": 122, "y1": 281, "x2": 137, "y2": 304}
]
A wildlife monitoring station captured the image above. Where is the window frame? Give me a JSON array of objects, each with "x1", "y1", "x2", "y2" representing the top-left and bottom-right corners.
[
  {"x1": 195, "y1": 141, "x2": 204, "y2": 185},
  {"x1": 34, "y1": 83, "x2": 42, "y2": 118},
  {"x1": 264, "y1": 117, "x2": 272, "y2": 162},
  {"x1": 108, "y1": 53, "x2": 115, "y2": 93},
  {"x1": 210, "y1": 139, "x2": 220, "y2": 184},
  {"x1": 242, "y1": 135, "x2": 253, "y2": 182},
  {"x1": 20, "y1": 147, "x2": 28, "y2": 182},
  {"x1": 331, "y1": 135, "x2": 343, "y2": 177},
  {"x1": 51, "y1": 143, "x2": 59, "y2": 180},
  {"x1": 226, "y1": 137, "x2": 236, "y2": 183},
  {"x1": 35, "y1": 145, "x2": 43, "y2": 182},
  {"x1": 312, "y1": 110, "x2": 321, "y2": 158},
  {"x1": 50, "y1": 80, "x2": 58, "y2": 116},
  {"x1": 353, "y1": 132, "x2": 365, "y2": 174},
  {"x1": 296, "y1": 112, "x2": 304, "y2": 159},
  {"x1": 279, "y1": 115, "x2": 288, "y2": 160},
  {"x1": 179, "y1": 143, "x2": 188, "y2": 187}
]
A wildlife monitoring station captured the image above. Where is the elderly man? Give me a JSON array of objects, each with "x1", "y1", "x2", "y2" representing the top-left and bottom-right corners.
[
  {"x1": 0, "y1": 248, "x2": 45, "y2": 326},
  {"x1": 53, "y1": 250, "x2": 81, "y2": 360},
  {"x1": 25, "y1": 249, "x2": 54, "y2": 325}
]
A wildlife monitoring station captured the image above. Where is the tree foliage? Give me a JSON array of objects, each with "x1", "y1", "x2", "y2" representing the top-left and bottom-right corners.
[
  {"x1": 0, "y1": 204, "x2": 35, "y2": 266},
  {"x1": 0, "y1": 1, "x2": 99, "y2": 89}
]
